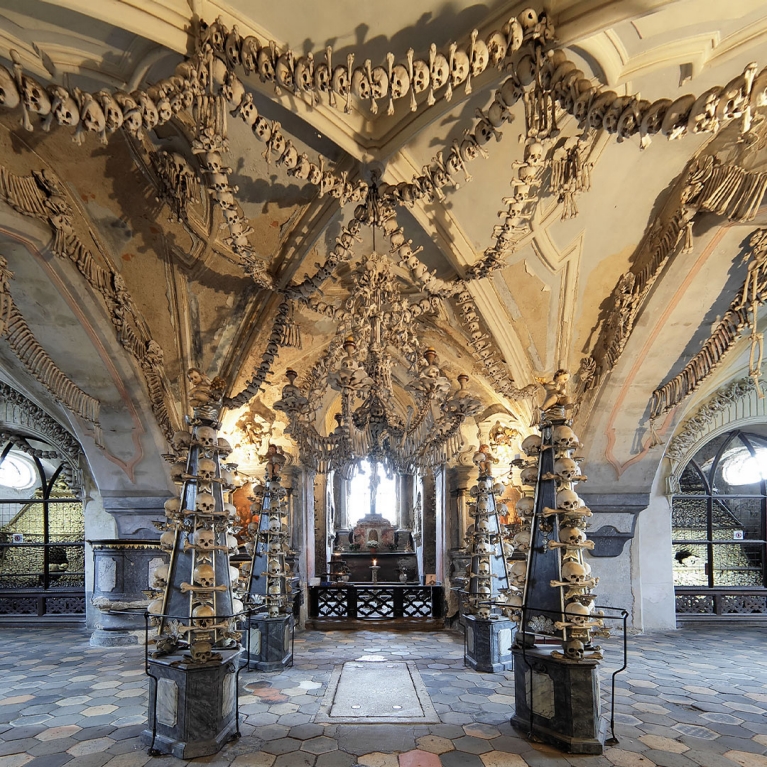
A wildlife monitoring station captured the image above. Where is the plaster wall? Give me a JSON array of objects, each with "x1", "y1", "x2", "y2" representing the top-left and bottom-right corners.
[
  {"x1": 83, "y1": 481, "x2": 117, "y2": 629},
  {"x1": 631, "y1": 468, "x2": 677, "y2": 631}
]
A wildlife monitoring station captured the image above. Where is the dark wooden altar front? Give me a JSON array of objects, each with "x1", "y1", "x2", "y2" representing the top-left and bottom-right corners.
[{"x1": 332, "y1": 551, "x2": 418, "y2": 583}]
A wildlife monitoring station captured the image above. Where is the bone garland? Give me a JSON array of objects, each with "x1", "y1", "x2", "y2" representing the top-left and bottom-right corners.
[
  {"x1": 242, "y1": 452, "x2": 293, "y2": 618},
  {"x1": 0, "y1": 254, "x2": 102, "y2": 441},
  {"x1": 224, "y1": 299, "x2": 293, "y2": 409},
  {"x1": 150, "y1": 381, "x2": 242, "y2": 662},
  {"x1": 537, "y1": 373, "x2": 604, "y2": 661},
  {"x1": 197, "y1": 12, "x2": 551, "y2": 114},
  {"x1": 549, "y1": 137, "x2": 593, "y2": 219},
  {"x1": 649, "y1": 228, "x2": 767, "y2": 421},
  {"x1": 461, "y1": 451, "x2": 513, "y2": 619},
  {"x1": 150, "y1": 150, "x2": 200, "y2": 222}
]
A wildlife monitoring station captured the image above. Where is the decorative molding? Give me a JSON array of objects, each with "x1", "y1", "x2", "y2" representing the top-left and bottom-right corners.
[
  {"x1": 0, "y1": 379, "x2": 83, "y2": 492},
  {"x1": 664, "y1": 376, "x2": 766, "y2": 495}
]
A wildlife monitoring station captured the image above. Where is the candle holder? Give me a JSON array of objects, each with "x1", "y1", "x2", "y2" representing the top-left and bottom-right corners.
[{"x1": 370, "y1": 565, "x2": 380, "y2": 584}]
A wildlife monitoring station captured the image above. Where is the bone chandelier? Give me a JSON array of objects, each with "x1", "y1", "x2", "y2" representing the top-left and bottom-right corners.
[{"x1": 274, "y1": 185, "x2": 482, "y2": 476}]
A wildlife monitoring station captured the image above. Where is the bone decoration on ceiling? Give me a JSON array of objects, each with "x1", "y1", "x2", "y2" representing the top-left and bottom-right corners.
[{"x1": 0, "y1": 3, "x2": 765, "y2": 456}]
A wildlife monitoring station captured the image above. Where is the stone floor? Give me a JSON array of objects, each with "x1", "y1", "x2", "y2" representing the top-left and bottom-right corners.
[{"x1": 1, "y1": 624, "x2": 767, "y2": 767}]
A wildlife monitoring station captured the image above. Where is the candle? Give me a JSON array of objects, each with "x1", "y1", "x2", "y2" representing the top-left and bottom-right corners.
[{"x1": 373, "y1": 559, "x2": 377, "y2": 566}]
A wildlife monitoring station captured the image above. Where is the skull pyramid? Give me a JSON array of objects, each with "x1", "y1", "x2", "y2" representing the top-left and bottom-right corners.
[{"x1": 148, "y1": 369, "x2": 242, "y2": 663}]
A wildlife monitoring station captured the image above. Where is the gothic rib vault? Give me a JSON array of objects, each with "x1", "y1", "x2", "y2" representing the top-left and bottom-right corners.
[{"x1": 0, "y1": 0, "x2": 765, "y2": 510}]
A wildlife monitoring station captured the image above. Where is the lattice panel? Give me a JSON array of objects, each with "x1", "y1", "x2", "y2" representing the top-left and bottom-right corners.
[
  {"x1": 46, "y1": 596, "x2": 85, "y2": 614},
  {"x1": 0, "y1": 596, "x2": 37, "y2": 614},
  {"x1": 403, "y1": 588, "x2": 432, "y2": 617},
  {"x1": 318, "y1": 590, "x2": 348, "y2": 617},
  {"x1": 356, "y1": 588, "x2": 394, "y2": 618},
  {"x1": 676, "y1": 594, "x2": 715, "y2": 614},
  {"x1": 721, "y1": 595, "x2": 767, "y2": 614}
]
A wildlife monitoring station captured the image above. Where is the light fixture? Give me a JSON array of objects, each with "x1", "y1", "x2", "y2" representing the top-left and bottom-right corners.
[{"x1": 274, "y1": 183, "x2": 482, "y2": 475}]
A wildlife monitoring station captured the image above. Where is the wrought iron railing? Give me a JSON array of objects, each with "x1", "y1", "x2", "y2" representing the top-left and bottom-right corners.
[
  {"x1": 675, "y1": 587, "x2": 767, "y2": 618},
  {"x1": 308, "y1": 584, "x2": 443, "y2": 621}
]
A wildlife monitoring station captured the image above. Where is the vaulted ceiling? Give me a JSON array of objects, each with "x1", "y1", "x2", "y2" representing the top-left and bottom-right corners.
[{"x1": 0, "y1": 0, "x2": 765, "y2": 497}]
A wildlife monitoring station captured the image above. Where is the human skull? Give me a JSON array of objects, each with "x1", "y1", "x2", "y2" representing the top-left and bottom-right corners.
[
  {"x1": 0, "y1": 64, "x2": 19, "y2": 109},
  {"x1": 564, "y1": 601, "x2": 592, "y2": 625},
  {"x1": 564, "y1": 639, "x2": 584, "y2": 660},
  {"x1": 476, "y1": 605, "x2": 492, "y2": 620},
  {"x1": 51, "y1": 86, "x2": 80, "y2": 127},
  {"x1": 241, "y1": 37, "x2": 259, "y2": 73},
  {"x1": 518, "y1": 8, "x2": 539, "y2": 30},
  {"x1": 257, "y1": 47, "x2": 275, "y2": 82},
  {"x1": 521, "y1": 434, "x2": 542, "y2": 456},
  {"x1": 275, "y1": 54, "x2": 294, "y2": 90},
  {"x1": 267, "y1": 558, "x2": 282, "y2": 575},
  {"x1": 151, "y1": 564, "x2": 169, "y2": 589},
  {"x1": 78, "y1": 93, "x2": 106, "y2": 136},
  {"x1": 170, "y1": 460, "x2": 187, "y2": 483},
  {"x1": 510, "y1": 560, "x2": 527, "y2": 585},
  {"x1": 352, "y1": 67, "x2": 370, "y2": 99},
  {"x1": 552, "y1": 425, "x2": 578, "y2": 451},
  {"x1": 524, "y1": 141, "x2": 544, "y2": 165},
  {"x1": 191, "y1": 425, "x2": 215, "y2": 451},
  {"x1": 148, "y1": 598, "x2": 164, "y2": 615},
  {"x1": 196, "y1": 458, "x2": 216, "y2": 484},
  {"x1": 474, "y1": 116, "x2": 496, "y2": 145},
  {"x1": 253, "y1": 115, "x2": 272, "y2": 142},
  {"x1": 192, "y1": 604, "x2": 216, "y2": 627},
  {"x1": 224, "y1": 502, "x2": 237, "y2": 520},
  {"x1": 430, "y1": 52, "x2": 450, "y2": 90},
  {"x1": 554, "y1": 457, "x2": 579, "y2": 482},
  {"x1": 229, "y1": 565, "x2": 241, "y2": 584},
  {"x1": 562, "y1": 560, "x2": 589, "y2": 584},
  {"x1": 499, "y1": 76, "x2": 523, "y2": 108},
  {"x1": 470, "y1": 36, "x2": 489, "y2": 77},
  {"x1": 194, "y1": 563, "x2": 215, "y2": 588},
  {"x1": 268, "y1": 516, "x2": 283, "y2": 533},
  {"x1": 559, "y1": 526, "x2": 586, "y2": 546},
  {"x1": 160, "y1": 531, "x2": 175, "y2": 549},
  {"x1": 194, "y1": 528, "x2": 215, "y2": 549},
  {"x1": 21, "y1": 75, "x2": 51, "y2": 117},
  {"x1": 370, "y1": 66, "x2": 388, "y2": 99},
  {"x1": 390, "y1": 64, "x2": 410, "y2": 99},
  {"x1": 190, "y1": 641, "x2": 213, "y2": 663},
  {"x1": 515, "y1": 54, "x2": 536, "y2": 87},
  {"x1": 477, "y1": 559, "x2": 491, "y2": 576},
  {"x1": 314, "y1": 62, "x2": 331, "y2": 93},
  {"x1": 477, "y1": 517, "x2": 490, "y2": 533},
  {"x1": 487, "y1": 95, "x2": 510, "y2": 127},
  {"x1": 332, "y1": 64, "x2": 351, "y2": 97},
  {"x1": 164, "y1": 497, "x2": 181, "y2": 518},
  {"x1": 515, "y1": 496, "x2": 534, "y2": 517},
  {"x1": 512, "y1": 530, "x2": 531, "y2": 552},
  {"x1": 451, "y1": 49, "x2": 470, "y2": 87},
  {"x1": 661, "y1": 93, "x2": 695, "y2": 139},
  {"x1": 586, "y1": 91, "x2": 617, "y2": 130},
  {"x1": 520, "y1": 465, "x2": 538, "y2": 485},
  {"x1": 194, "y1": 493, "x2": 216, "y2": 514},
  {"x1": 602, "y1": 96, "x2": 630, "y2": 133},
  {"x1": 97, "y1": 91, "x2": 123, "y2": 132},
  {"x1": 641, "y1": 98, "x2": 672, "y2": 136},
  {"x1": 556, "y1": 488, "x2": 582, "y2": 512},
  {"x1": 412, "y1": 60, "x2": 430, "y2": 93},
  {"x1": 295, "y1": 56, "x2": 314, "y2": 93}
]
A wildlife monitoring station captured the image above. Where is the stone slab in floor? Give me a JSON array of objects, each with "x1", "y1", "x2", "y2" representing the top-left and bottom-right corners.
[{"x1": 316, "y1": 661, "x2": 440, "y2": 723}]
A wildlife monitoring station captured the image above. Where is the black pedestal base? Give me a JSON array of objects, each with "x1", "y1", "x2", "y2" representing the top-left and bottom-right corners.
[
  {"x1": 142, "y1": 648, "x2": 242, "y2": 759},
  {"x1": 464, "y1": 614, "x2": 515, "y2": 672},
  {"x1": 247, "y1": 614, "x2": 293, "y2": 671},
  {"x1": 511, "y1": 646, "x2": 605, "y2": 754}
]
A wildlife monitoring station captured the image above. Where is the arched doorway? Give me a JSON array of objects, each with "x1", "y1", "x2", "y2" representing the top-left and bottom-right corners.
[{"x1": 673, "y1": 428, "x2": 767, "y2": 619}]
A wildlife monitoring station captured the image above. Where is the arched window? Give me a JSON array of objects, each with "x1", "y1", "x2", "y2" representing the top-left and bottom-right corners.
[
  {"x1": 673, "y1": 429, "x2": 767, "y2": 616},
  {"x1": 346, "y1": 460, "x2": 398, "y2": 527}
]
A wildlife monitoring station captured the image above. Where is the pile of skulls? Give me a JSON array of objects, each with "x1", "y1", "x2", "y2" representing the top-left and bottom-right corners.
[
  {"x1": 242, "y1": 463, "x2": 293, "y2": 618},
  {"x1": 149, "y1": 416, "x2": 242, "y2": 664},
  {"x1": 540, "y1": 421, "x2": 605, "y2": 663},
  {"x1": 462, "y1": 447, "x2": 512, "y2": 620}
]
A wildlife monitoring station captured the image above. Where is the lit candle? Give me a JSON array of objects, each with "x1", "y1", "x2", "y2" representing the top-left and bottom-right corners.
[{"x1": 373, "y1": 559, "x2": 377, "y2": 566}]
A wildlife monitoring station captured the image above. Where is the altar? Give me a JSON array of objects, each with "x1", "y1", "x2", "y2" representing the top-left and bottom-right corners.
[{"x1": 330, "y1": 551, "x2": 419, "y2": 584}]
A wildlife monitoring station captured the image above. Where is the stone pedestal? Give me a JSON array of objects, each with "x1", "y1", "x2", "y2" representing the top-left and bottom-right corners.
[
  {"x1": 511, "y1": 646, "x2": 605, "y2": 754},
  {"x1": 142, "y1": 648, "x2": 242, "y2": 759},
  {"x1": 90, "y1": 540, "x2": 165, "y2": 646},
  {"x1": 464, "y1": 614, "x2": 515, "y2": 672},
  {"x1": 246, "y1": 614, "x2": 293, "y2": 671}
]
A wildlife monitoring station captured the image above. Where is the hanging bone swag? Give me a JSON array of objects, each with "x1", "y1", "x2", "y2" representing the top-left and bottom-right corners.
[{"x1": 0, "y1": 11, "x2": 764, "y2": 417}]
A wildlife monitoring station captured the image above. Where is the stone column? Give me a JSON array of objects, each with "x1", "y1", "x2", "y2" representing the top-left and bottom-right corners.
[
  {"x1": 313, "y1": 473, "x2": 328, "y2": 577},
  {"x1": 422, "y1": 471, "x2": 437, "y2": 579}
]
